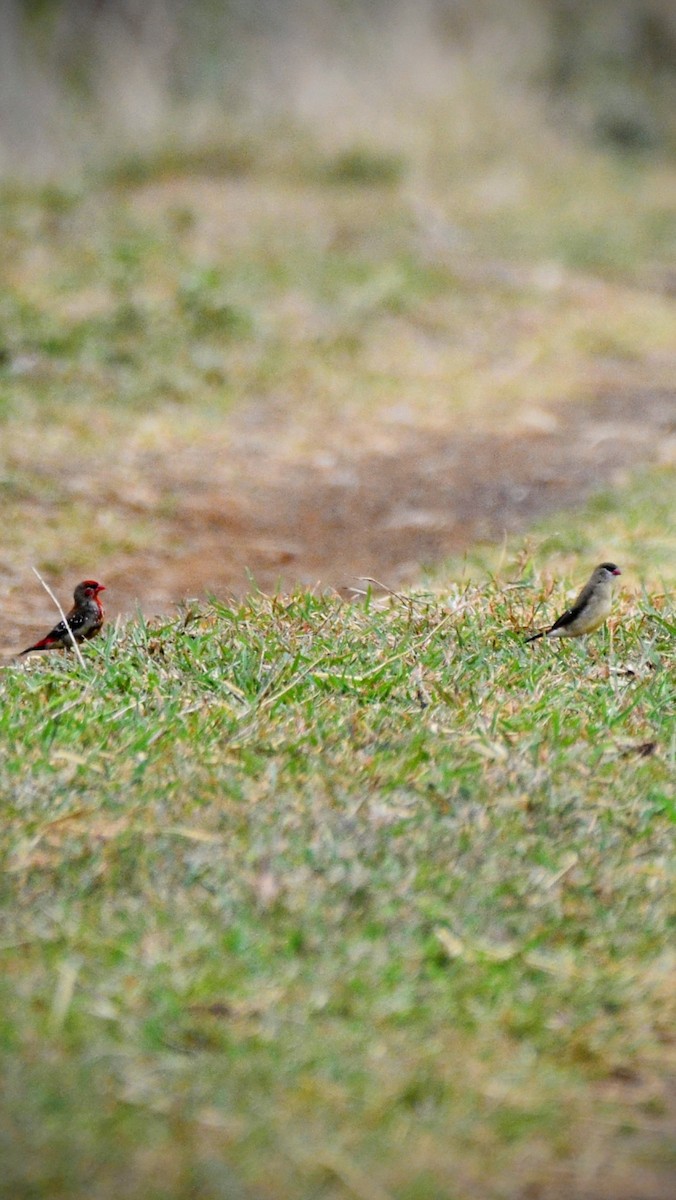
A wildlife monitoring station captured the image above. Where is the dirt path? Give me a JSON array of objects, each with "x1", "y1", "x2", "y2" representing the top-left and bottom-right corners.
[
  {"x1": 2, "y1": 381, "x2": 673, "y2": 654},
  {"x1": 97, "y1": 384, "x2": 674, "y2": 612}
]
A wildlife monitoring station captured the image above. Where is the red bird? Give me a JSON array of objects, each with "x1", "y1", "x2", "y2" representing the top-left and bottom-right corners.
[{"x1": 20, "y1": 579, "x2": 106, "y2": 655}]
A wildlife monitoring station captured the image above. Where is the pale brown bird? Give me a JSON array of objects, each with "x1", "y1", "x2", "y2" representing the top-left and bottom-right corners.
[{"x1": 525, "y1": 563, "x2": 621, "y2": 643}]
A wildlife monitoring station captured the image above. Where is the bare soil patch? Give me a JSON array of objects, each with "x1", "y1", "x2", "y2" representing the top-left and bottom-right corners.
[
  {"x1": 100, "y1": 384, "x2": 672, "y2": 605},
  {"x1": 3, "y1": 384, "x2": 673, "y2": 655}
]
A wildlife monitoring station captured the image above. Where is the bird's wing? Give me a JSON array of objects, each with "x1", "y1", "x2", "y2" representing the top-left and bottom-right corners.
[
  {"x1": 46, "y1": 607, "x2": 94, "y2": 641},
  {"x1": 548, "y1": 604, "x2": 578, "y2": 633},
  {"x1": 43, "y1": 616, "x2": 71, "y2": 641},
  {"x1": 66, "y1": 608, "x2": 99, "y2": 636},
  {"x1": 548, "y1": 577, "x2": 595, "y2": 632}
]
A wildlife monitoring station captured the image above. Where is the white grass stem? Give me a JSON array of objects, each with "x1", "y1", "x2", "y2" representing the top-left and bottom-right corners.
[{"x1": 31, "y1": 568, "x2": 87, "y2": 669}]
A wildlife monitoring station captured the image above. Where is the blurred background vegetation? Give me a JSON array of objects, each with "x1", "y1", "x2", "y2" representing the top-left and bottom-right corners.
[
  {"x1": 0, "y1": 0, "x2": 674, "y2": 623},
  {"x1": 1, "y1": 0, "x2": 675, "y2": 179}
]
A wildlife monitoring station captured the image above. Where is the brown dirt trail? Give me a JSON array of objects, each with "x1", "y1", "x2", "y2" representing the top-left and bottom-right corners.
[{"x1": 108, "y1": 385, "x2": 673, "y2": 603}]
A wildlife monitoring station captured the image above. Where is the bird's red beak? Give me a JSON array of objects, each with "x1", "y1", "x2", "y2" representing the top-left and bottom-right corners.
[
  {"x1": 612, "y1": 568, "x2": 621, "y2": 576},
  {"x1": 97, "y1": 585, "x2": 106, "y2": 592}
]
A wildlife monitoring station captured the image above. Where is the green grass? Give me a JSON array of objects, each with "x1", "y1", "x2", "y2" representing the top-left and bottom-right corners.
[
  {"x1": 0, "y1": 94, "x2": 675, "y2": 1199},
  {"x1": 1, "y1": 550, "x2": 674, "y2": 1199}
]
